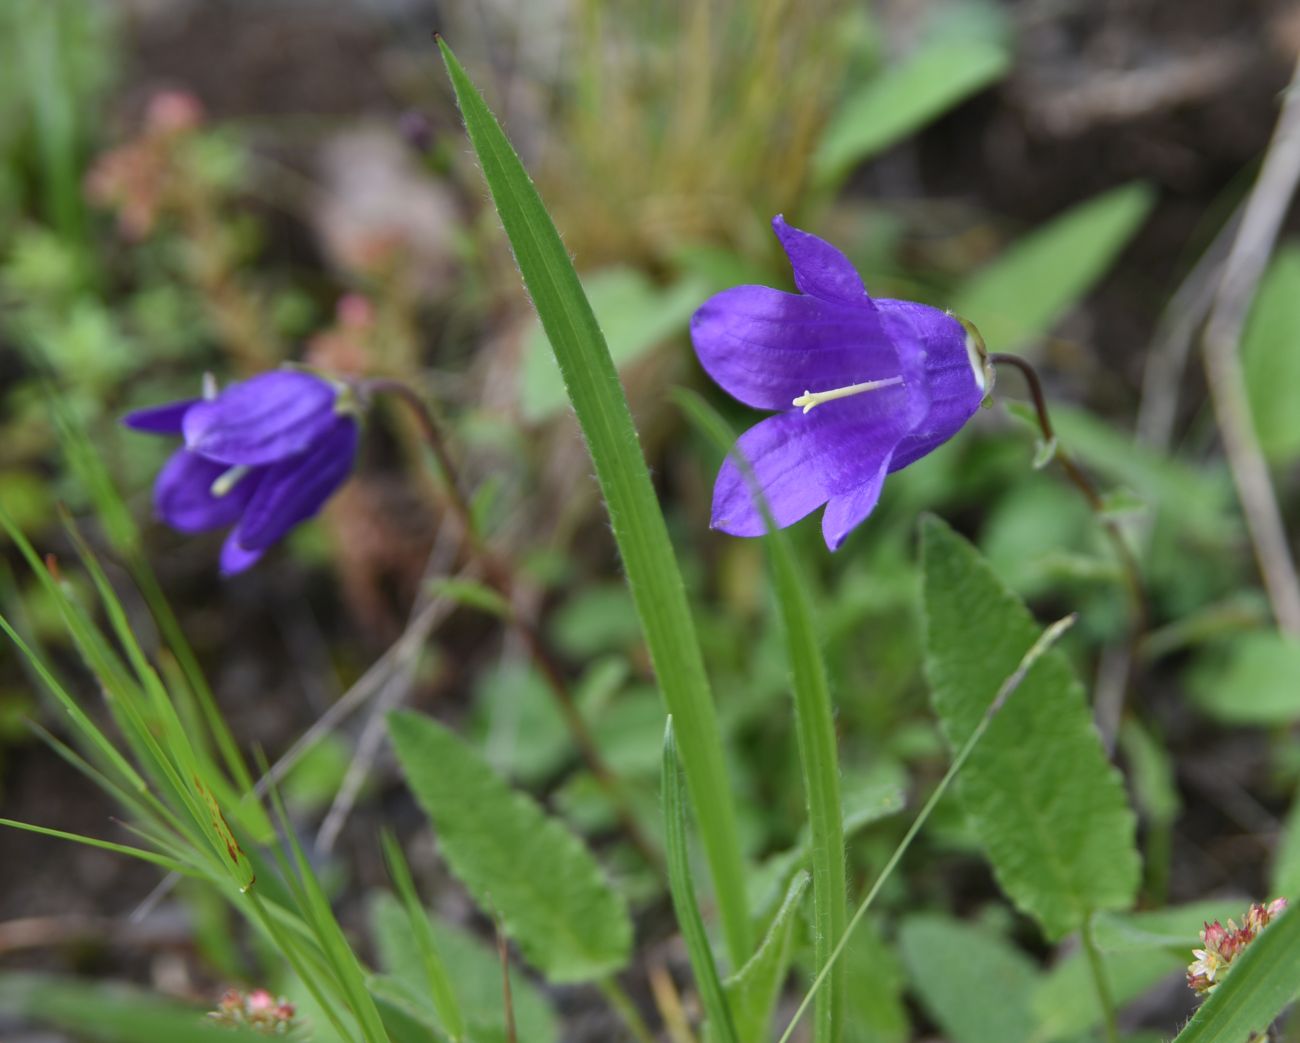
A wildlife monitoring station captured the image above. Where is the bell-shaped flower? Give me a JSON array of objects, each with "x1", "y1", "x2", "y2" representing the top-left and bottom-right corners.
[
  {"x1": 691, "y1": 216, "x2": 994, "y2": 549},
  {"x1": 123, "y1": 370, "x2": 359, "y2": 574}
]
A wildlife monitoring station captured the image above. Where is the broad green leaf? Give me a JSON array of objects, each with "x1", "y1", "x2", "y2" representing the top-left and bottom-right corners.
[
  {"x1": 1242, "y1": 246, "x2": 1300, "y2": 463},
  {"x1": 842, "y1": 918, "x2": 909, "y2": 1043},
  {"x1": 1033, "y1": 945, "x2": 1184, "y2": 1041},
  {"x1": 815, "y1": 37, "x2": 1010, "y2": 182},
  {"x1": 1168, "y1": 904, "x2": 1300, "y2": 1043},
  {"x1": 472, "y1": 662, "x2": 571, "y2": 785},
  {"x1": 1091, "y1": 900, "x2": 1249, "y2": 954},
  {"x1": 388, "y1": 711, "x2": 631, "y2": 982},
  {"x1": 952, "y1": 183, "x2": 1155, "y2": 355},
  {"x1": 1190, "y1": 632, "x2": 1300, "y2": 724},
  {"x1": 921, "y1": 516, "x2": 1140, "y2": 940},
  {"x1": 899, "y1": 914, "x2": 1039, "y2": 1043},
  {"x1": 0, "y1": 974, "x2": 236, "y2": 1042},
  {"x1": 723, "y1": 871, "x2": 809, "y2": 1043},
  {"x1": 369, "y1": 892, "x2": 559, "y2": 1043},
  {"x1": 520, "y1": 268, "x2": 708, "y2": 421},
  {"x1": 437, "y1": 34, "x2": 750, "y2": 965}
]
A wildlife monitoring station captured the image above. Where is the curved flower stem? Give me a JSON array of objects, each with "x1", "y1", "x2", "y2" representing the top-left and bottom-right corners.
[
  {"x1": 989, "y1": 354, "x2": 1147, "y2": 743},
  {"x1": 990, "y1": 353, "x2": 1147, "y2": 625},
  {"x1": 367, "y1": 379, "x2": 663, "y2": 874}
]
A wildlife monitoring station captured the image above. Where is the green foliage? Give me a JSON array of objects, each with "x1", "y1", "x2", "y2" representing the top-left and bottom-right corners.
[
  {"x1": 388, "y1": 710, "x2": 632, "y2": 982},
  {"x1": 898, "y1": 914, "x2": 1040, "y2": 1043},
  {"x1": 0, "y1": 975, "x2": 238, "y2": 1042},
  {"x1": 921, "y1": 516, "x2": 1140, "y2": 940},
  {"x1": 952, "y1": 183, "x2": 1155, "y2": 355},
  {"x1": 815, "y1": 32, "x2": 1010, "y2": 183},
  {"x1": 1168, "y1": 904, "x2": 1300, "y2": 1043},
  {"x1": 436, "y1": 35, "x2": 752, "y2": 965},
  {"x1": 369, "y1": 892, "x2": 559, "y2": 1043},
  {"x1": 1242, "y1": 245, "x2": 1300, "y2": 463},
  {"x1": 1190, "y1": 631, "x2": 1300, "y2": 724}
]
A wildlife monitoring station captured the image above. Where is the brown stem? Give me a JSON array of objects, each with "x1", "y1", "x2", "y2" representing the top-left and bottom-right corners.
[
  {"x1": 990, "y1": 354, "x2": 1149, "y2": 729},
  {"x1": 370, "y1": 379, "x2": 663, "y2": 872}
]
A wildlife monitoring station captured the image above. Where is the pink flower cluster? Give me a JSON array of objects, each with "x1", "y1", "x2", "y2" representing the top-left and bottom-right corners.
[
  {"x1": 208, "y1": 988, "x2": 297, "y2": 1034},
  {"x1": 1187, "y1": 898, "x2": 1288, "y2": 995}
]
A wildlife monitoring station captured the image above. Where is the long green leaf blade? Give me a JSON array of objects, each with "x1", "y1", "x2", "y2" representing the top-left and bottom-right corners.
[
  {"x1": 436, "y1": 35, "x2": 750, "y2": 964},
  {"x1": 663, "y1": 718, "x2": 739, "y2": 1043},
  {"x1": 389, "y1": 710, "x2": 631, "y2": 982}
]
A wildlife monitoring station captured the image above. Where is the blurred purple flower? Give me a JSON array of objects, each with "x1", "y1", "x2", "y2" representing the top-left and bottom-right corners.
[
  {"x1": 691, "y1": 216, "x2": 994, "y2": 550},
  {"x1": 124, "y1": 370, "x2": 359, "y2": 574}
]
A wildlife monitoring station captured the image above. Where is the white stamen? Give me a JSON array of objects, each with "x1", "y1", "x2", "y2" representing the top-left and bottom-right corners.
[
  {"x1": 792, "y1": 376, "x2": 903, "y2": 414},
  {"x1": 210, "y1": 465, "x2": 251, "y2": 498},
  {"x1": 202, "y1": 371, "x2": 219, "y2": 401}
]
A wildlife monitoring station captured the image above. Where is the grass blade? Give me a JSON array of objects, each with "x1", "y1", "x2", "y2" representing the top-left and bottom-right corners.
[
  {"x1": 676, "y1": 387, "x2": 846, "y2": 1040},
  {"x1": 662, "y1": 718, "x2": 739, "y2": 1043},
  {"x1": 436, "y1": 36, "x2": 750, "y2": 965}
]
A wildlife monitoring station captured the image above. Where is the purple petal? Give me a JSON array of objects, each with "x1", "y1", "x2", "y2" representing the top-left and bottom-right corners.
[
  {"x1": 772, "y1": 215, "x2": 869, "y2": 306},
  {"x1": 220, "y1": 531, "x2": 265, "y2": 576},
  {"x1": 711, "y1": 398, "x2": 907, "y2": 537},
  {"x1": 821, "y1": 459, "x2": 890, "y2": 551},
  {"x1": 183, "y1": 371, "x2": 340, "y2": 466},
  {"x1": 154, "y1": 449, "x2": 260, "y2": 533},
  {"x1": 232, "y1": 417, "x2": 358, "y2": 551},
  {"x1": 692, "y1": 288, "x2": 899, "y2": 412},
  {"x1": 122, "y1": 399, "x2": 200, "y2": 435},
  {"x1": 877, "y1": 301, "x2": 983, "y2": 472}
]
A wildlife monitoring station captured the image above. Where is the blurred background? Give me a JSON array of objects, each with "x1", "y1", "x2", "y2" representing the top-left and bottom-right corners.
[{"x1": 2, "y1": 0, "x2": 1299, "y2": 1039}]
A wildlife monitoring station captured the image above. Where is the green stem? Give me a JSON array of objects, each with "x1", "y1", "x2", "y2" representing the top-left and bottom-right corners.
[
  {"x1": 599, "y1": 978, "x2": 656, "y2": 1043},
  {"x1": 1082, "y1": 914, "x2": 1120, "y2": 1043},
  {"x1": 768, "y1": 537, "x2": 845, "y2": 1042}
]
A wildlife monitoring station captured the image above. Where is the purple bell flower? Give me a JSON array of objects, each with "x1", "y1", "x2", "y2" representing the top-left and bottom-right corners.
[
  {"x1": 691, "y1": 216, "x2": 994, "y2": 550},
  {"x1": 123, "y1": 370, "x2": 359, "y2": 574}
]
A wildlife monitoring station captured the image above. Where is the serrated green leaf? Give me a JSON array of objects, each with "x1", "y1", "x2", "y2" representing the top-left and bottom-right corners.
[
  {"x1": 521, "y1": 268, "x2": 708, "y2": 421},
  {"x1": 921, "y1": 516, "x2": 1140, "y2": 940},
  {"x1": 1171, "y1": 904, "x2": 1300, "y2": 1043},
  {"x1": 369, "y1": 892, "x2": 558, "y2": 1043},
  {"x1": 953, "y1": 183, "x2": 1155, "y2": 355},
  {"x1": 899, "y1": 914, "x2": 1039, "y2": 1043},
  {"x1": 388, "y1": 711, "x2": 631, "y2": 982},
  {"x1": 1190, "y1": 632, "x2": 1300, "y2": 725},
  {"x1": 1243, "y1": 246, "x2": 1300, "y2": 463},
  {"x1": 720, "y1": 871, "x2": 809, "y2": 1042},
  {"x1": 815, "y1": 36, "x2": 1010, "y2": 182}
]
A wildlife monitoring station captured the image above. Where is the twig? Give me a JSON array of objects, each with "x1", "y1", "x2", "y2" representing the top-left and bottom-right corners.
[
  {"x1": 1201, "y1": 55, "x2": 1300, "y2": 638},
  {"x1": 314, "y1": 525, "x2": 459, "y2": 854},
  {"x1": 370, "y1": 379, "x2": 663, "y2": 872}
]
